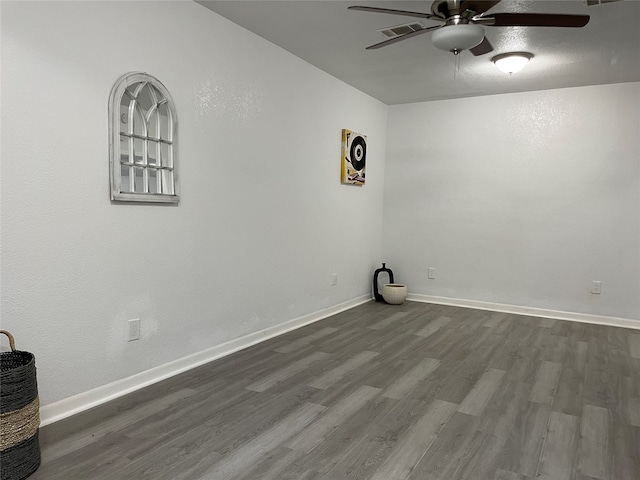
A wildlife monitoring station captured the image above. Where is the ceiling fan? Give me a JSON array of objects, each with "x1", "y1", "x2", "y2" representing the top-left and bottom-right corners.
[{"x1": 349, "y1": 1, "x2": 590, "y2": 55}]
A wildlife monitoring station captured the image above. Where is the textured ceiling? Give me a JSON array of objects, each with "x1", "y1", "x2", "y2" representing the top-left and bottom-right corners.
[{"x1": 195, "y1": 0, "x2": 640, "y2": 105}]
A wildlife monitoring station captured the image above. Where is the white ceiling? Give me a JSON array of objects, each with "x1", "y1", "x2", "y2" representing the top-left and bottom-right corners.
[{"x1": 195, "y1": 0, "x2": 640, "y2": 105}]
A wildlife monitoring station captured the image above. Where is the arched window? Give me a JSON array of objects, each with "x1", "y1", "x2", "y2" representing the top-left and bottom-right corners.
[{"x1": 109, "y1": 72, "x2": 179, "y2": 203}]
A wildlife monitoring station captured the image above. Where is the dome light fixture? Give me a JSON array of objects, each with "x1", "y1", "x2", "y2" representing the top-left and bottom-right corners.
[
  {"x1": 431, "y1": 24, "x2": 485, "y2": 55},
  {"x1": 492, "y1": 52, "x2": 533, "y2": 74}
]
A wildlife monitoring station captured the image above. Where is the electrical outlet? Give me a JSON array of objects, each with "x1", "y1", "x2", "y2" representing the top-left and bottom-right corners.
[
  {"x1": 591, "y1": 281, "x2": 602, "y2": 295},
  {"x1": 331, "y1": 273, "x2": 338, "y2": 286},
  {"x1": 428, "y1": 267, "x2": 436, "y2": 279},
  {"x1": 128, "y1": 318, "x2": 140, "y2": 341}
]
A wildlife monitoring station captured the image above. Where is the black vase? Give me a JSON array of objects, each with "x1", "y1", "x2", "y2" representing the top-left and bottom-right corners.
[{"x1": 373, "y1": 263, "x2": 395, "y2": 302}]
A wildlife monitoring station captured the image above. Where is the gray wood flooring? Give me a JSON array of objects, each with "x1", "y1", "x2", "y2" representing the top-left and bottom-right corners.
[{"x1": 34, "y1": 301, "x2": 640, "y2": 479}]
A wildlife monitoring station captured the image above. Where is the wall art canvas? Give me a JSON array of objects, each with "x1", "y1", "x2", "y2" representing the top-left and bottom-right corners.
[{"x1": 341, "y1": 129, "x2": 366, "y2": 186}]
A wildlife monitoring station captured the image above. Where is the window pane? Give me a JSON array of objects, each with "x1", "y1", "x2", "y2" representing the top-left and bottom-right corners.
[
  {"x1": 161, "y1": 170, "x2": 174, "y2": 195},
  {"x1": 160, "y1": 142, "x2": 171, "y2": 168},
  {"x1": 158, "y1": 103, "x2": 170, "y2": 141},
  {"x1": 126, "y1": 84, "x2": 138, "y2": 98},
  {"x1": 148, "y1": 169, "x2": 159, "y2": 194},
  {"x1": 133, "y1": 105, "x2": 146, "y2": 137},
  {"x1": 134, "y1": 167, "x2": 144, "y2": 193},
  {"x1": 119, "y1": 135, "x2": 131, "y2": 164},
  {"x1": 148, "y1": 110, "x2": 159, "y2": 139},
  {"x1": 137, "y1": 83, "x2": 154, "y2": 113},
  {"x1": 148, "y1": 140, "x2": 159, "y2": 166},
  {"x1": 150, "y1": 85, "x2": 165, "y2": 104},
  {"x1": 133, "y1": 138, "x2": 145, "y2": 165},
  {"x1": 121, "y1": 165, "x2": 132, "y2": 193},
  {"x1": 120, "y1": 96, "x2": 133, "y2": 135}
]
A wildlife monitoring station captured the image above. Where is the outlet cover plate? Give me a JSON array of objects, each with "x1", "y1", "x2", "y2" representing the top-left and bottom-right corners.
[{"x1": 128, "y1": 318, "x2": 140, "y2": 341}]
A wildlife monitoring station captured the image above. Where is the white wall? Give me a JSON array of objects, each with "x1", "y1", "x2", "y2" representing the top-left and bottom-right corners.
[
  {"x1": 0, "y1": 1, "x2": 387, "y2": 409},
  {"x1": 383, "y1": 82, "x2": 640, "y2": 321}
]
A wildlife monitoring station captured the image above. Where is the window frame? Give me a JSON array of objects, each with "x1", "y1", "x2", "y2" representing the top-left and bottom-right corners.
[{"x1": 109, "y1": 72, "x2": 179, "y2": 204}]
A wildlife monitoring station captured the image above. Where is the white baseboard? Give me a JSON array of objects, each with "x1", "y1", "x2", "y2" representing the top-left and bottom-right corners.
[
  {"x1": 39, "y1": 295, "x2": 371, "y2": 427},
  {"x1": 407, "y1": 293, "x2": 640, "y2": 330}
]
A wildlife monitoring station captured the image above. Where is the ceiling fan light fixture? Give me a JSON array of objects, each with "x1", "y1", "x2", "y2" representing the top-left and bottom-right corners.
[
  {"x1": 431, "y1": 24, "x2": 485, "y2": 54},
  {"x1": 492, "y1": 52, "x2": 533, "y2": 74}
]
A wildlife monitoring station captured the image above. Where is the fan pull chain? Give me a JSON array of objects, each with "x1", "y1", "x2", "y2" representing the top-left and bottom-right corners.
[{"x1": 453, "y1": 52, "x2": 461, "y2": 80}]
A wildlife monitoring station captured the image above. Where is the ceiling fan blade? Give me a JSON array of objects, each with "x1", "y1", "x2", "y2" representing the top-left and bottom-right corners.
[
  {"x1": 469, "y1": 36, "x2": 494, "y2": 56},
  {"x1": 487, "y1": 13, "x2": 590, "y2": 28},
  {"x1": 348, "y1": 5, "x2": 438, "y2": 20},
  {"x1": 365, "y1": 25, "x2": 442, "y2": 50},
  {"x1": 460, "y1": 1, "x2": 501, "y2": 15}
]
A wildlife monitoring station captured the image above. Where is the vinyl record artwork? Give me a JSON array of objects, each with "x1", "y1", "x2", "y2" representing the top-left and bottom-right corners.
[{"x1": 341, "y1": 129, "x2": 366, "y2": 186}]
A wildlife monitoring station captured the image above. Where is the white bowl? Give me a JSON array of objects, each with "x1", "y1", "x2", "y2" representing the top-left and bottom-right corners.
[{"x1": 381, "y1": 284, "x2": 408, "y2": 305}]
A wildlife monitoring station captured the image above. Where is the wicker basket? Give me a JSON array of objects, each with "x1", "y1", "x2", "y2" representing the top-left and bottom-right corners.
[{"x1": 0, "y1": 331, "x2": 41, "y2": 480}]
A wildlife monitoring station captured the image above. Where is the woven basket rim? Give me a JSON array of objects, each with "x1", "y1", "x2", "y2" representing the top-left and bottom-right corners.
[{"x1": 0, "y1": 350, "x2": 35, "y2": 373}]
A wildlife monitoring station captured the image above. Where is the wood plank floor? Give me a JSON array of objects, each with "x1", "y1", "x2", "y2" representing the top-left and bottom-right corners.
[{"x1": 34, "y1": 301, "x2": 640, "y2": 480}]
